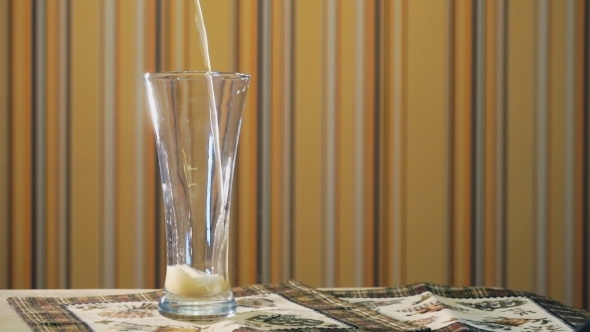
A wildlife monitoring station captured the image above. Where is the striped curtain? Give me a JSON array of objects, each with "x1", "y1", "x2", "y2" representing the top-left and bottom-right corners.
[{"x1": 1, "y1": 0, "x2": 589, "y2": 309}]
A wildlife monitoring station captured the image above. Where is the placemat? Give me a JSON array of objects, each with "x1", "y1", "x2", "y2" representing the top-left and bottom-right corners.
[
  {"x1": 7, "y1": 281, "x2": 590, "y2": 331},
  {"x1": 7, "y1": 280, "x2": 425, "y2": 331},
  {"x1": 325, "y1": 283, "x2": 590, "y2": 331}
]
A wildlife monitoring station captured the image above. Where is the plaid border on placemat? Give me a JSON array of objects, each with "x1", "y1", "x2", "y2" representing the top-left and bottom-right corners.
[
  {"x1": 232, "y1": 281, "x2": 427, "y2": 331},
  {"x1": 7, "y1": 291, "x2": 161, "y2": 331},
  {"x1": 7, "y1": 281, "x2": 428, "y2": 332},
  {"x1": 324, "y1": 283, "x2": 590, "y2": 331}
]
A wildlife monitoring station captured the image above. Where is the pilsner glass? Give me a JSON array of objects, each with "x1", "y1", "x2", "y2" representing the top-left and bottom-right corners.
[{"x1": 145, "y1": 71, "x2": 249, "y2": 319}]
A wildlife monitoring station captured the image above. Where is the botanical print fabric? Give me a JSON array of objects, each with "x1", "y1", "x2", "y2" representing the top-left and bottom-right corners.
[
  {"x1": 66, "y1": 294, "x2": 349, "y2": 331},
  {"x1": 7, "y1": 281, "x2": 590, "y2": 331},
  {"x1": 325, "y1": 283, "x2": 590, "y2": 331},
  {"x1": 342, "y1": 293, "x2": 570, "y2": 331}
]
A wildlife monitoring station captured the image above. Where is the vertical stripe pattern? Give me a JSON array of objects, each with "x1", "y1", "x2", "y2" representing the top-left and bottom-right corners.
[
  {"x1": 0, "y1": 0, "x2": 10, "y2": 289},
  {"x1": 134, "y1": 0, "x2": 146, "y2": 288},
  {"x1": 174, "y1": 0, "x2": 184, "y2": 69},
  {"x1": 11, "y1": 0, "x2": 33, "y2": 289},
  {"x1": 585, "y1": 0, "x2": 590, "y2": 309},
  {"x1": 282, "y1": 1, "x2": 294, "y2": 281},
  {"x1": 257, "y1": 0, "x2": 271, "y2": 284},
  {"x1": 59, "y1": 0, "x2": 69, "y2": 289},
  {"x1": 564, "y1": 0, "x2": 576, "y2": 306},
  {"x1": 323, "y1": 0, "x2": 337, "y2": 288},
  {"x1": 33, "y1": 0, "x2": 47, "y2": 289},
  {"x1": 445, "y1": 0, "x2": 454, "y2": 286},
  {"x1": 391, "y1": 0, "x2": 404, "y2": 288},
  {"x1": 353, "y1": 0, "x2": 365, "y2": 287},
  {"x1": 102, "y1": 0, "x2": 115, "y2": 289},
  {"x1": 495, "y1": 0, "x2": 507, "y2": 288},
  {"x1": 0, "y1": 0, "x2": 588, "y2": 310},
  {"x1": 473, "y1": 0, "x2": 486, "y2": 287},
  {"x1": 536, "y1": 0, "x2": 549, "y2": 296}
]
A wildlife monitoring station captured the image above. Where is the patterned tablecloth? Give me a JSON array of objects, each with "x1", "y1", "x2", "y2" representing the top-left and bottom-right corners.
[{"x1": 7, "y1": 280, "x2": 590, "y2": 331}]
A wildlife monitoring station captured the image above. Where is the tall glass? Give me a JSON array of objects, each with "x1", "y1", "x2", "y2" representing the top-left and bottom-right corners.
[{"x1": 145, "y1": 71, "x2": 249, "y2": 319}]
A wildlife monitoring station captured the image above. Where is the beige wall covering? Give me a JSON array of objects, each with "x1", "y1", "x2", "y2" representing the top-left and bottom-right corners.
[{"x1": 0, "y1": 0, "x2": 589, "y2": 309}]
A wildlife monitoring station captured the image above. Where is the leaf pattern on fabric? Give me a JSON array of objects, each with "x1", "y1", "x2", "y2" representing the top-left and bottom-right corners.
[
  {"x1": 97, "y1": 303, "x2": 158, "y2": 319},
  {"x1": 6, "y1": 281, "x2": 590, "y2": 331}
]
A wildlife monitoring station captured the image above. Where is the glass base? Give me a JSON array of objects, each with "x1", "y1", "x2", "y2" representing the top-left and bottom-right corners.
[{"x1": 158, "y1": 291, "x2": 237, "y2": 320}]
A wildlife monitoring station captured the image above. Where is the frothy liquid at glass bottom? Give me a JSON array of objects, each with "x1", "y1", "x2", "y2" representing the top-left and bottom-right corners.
[{"x1": 165, "y1": 265, "x2": 230, "y2": 297}]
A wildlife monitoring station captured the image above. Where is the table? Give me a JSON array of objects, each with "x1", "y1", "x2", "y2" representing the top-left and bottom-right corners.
[
  {"x1": 0, "y1": 287, "x2": 377, "y2": 331},
  {"x1": 2, "y1": 282, "x2": 589, "y2": 331},
  {"x1": 0, "y1": 289, "x2": 153, "y2": 331}
]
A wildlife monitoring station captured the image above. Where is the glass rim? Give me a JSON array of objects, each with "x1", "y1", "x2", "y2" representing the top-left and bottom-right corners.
[{"x1": 144, "y1": 71, "x2": 250, "y2": 81}]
